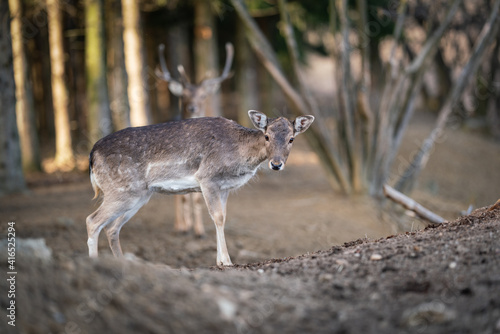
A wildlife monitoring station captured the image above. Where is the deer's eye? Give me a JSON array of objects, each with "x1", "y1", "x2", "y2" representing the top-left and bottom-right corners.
[
  {"x1": 289, "y1": 137, "x2": 294, "y2": 144},
  {"x1": 264, "y1": 135, "x2": 270, "y2": 141}
]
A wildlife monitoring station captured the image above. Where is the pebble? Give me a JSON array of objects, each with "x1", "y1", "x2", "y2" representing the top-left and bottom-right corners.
[
  {"x1": 318, "y1": 273, "x2": 334, "y2": 283},
  {"x1": 402, "y1": 301, "x2": 456, "y2": 328},
  {"x1": 335, "y1": 259, "x2": 349, "y2": 266},
  {"x1": 216, "y1": 297, "x2": 237, "y2": 321},
  {"x1": 370, "y1": 253, "x2": 383, "y2": 261}
]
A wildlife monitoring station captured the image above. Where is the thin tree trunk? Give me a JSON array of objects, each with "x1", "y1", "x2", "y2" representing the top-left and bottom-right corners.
[
  {"x1": 355, "y1": 0, "x2": 373, "y2": 184},
  {"x1": 165, "y1": 23, "x2": 190, "y2": 121},
  {"x1": 336, "y1": 0, "x2": 362, "y2": 192},
  {"x1": 9, "y1": 0, "x2": 41, "y2": 172},
  {"x1": 1, "y1": 0, "x2": 26, "y2": 194},
  {"x1": 122, "y1": 0, "x2": 150, "y2": 126},
  {"x1": 86, "y1": 0, "x2": 112, "y2": 145},
  {"x1": 236, "y1": 18, "x2": 258, "y2": 127},
  {"x1": 395, "y1": 0, "x2": 500, "y2": 193},
  {"x1": 193, "y1": 0, "x2": 220, "y2": 117},
  {"x1": 47, "y1": 0, "x2": 75, "y2": 170},
  {"x1": 106, "y1": 0, "x2": 130, "y2": 130},
  {"x1": 328, "y1": 0, "x2": 342, "y2": 116}
]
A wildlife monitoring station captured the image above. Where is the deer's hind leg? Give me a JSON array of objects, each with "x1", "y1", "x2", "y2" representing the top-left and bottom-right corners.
[
  {"x1": 174, "y1": 195, "x2": 192, "y2": 233},
  {"x1": 86, "y1": 192, "x2": 151, "y2": 257},
  {"x1": 104, "y1": 193, "x2": 151, "y2": 257},
  {"x1": 192, "y1": 193, "x2": 205, "y2": 237}
]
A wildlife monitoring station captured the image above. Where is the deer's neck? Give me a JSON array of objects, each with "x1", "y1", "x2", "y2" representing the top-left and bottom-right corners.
[{"x1": 239, "y1": 128, "x2": 267, "y2": 168}]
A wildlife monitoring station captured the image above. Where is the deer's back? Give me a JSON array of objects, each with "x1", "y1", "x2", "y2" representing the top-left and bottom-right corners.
[{"x1": 89, "y1": 117, "x2": 263, "y2": 194}]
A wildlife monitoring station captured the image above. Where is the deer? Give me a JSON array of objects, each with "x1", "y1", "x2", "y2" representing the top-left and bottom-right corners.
[
  {"x1": 155, "y1": 42, "x2": 234, "y2": 237},
  {"x1": 86, "y1": 110, "x2": 314, "y2": 267}
]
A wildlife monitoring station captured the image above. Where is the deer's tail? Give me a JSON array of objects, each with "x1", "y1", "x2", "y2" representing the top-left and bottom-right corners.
[{"x1": 89, "y1": 151, "x2": 101, "y2": 200}]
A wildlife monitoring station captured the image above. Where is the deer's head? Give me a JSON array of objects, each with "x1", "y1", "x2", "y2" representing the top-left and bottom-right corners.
[
  {"x1": 248, "y1": 110, "x2": 314, "y2": 171},
  {"x1": 156, "y1": 43, "x2": 234, "y2": 119}
]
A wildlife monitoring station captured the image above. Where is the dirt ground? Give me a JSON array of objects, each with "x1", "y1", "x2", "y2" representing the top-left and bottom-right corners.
[
  {"x1": 1, "y1": 204, "x2": 499, "y2": 334},
  {"x1": 1, "y1": 110, "x2": 500, "y2": 333}
]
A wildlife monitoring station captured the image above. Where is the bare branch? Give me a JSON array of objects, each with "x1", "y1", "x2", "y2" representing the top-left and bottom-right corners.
[
  {"x1": 388, "y1": 0, "x2": 408, "y2": 78},
  {"x1": 405, "y1": 0, "x2": 462, "y2": 74},
  {"x1": 396, "y1": 0, "x2": 500, "y2": 192},
  {"x1": 383, "y1": 185, "x2": 446, "y2": 225}
]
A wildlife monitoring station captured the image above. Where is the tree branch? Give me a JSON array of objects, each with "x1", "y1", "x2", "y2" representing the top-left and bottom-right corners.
[
  {"x1": 383, "y1": 185, "x2": 445, "y2": 225},
  {"x1": 396, "y1": 0, "x2": 500, "y2": 192},
  {"x1": 405, "y1": 0, "x2": 462, "y2": 74}
]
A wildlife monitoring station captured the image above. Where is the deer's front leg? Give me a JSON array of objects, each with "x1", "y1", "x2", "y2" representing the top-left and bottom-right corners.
[{"x1": 200, "y1": 185, "x2": 232, "y2": 267}]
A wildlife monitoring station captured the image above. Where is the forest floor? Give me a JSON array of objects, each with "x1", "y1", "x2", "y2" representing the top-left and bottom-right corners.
[{"x1": 1, "y1": 110, "x2": 499, "y2": 333}]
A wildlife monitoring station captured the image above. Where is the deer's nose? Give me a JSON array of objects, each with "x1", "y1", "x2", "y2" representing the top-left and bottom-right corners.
[{"x1": 270, "y1": 160, "x2": 284, "y2": 171}]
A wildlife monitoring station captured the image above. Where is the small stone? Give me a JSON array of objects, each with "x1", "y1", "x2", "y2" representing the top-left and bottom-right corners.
[
  {"x1": 402, "y1": 301, "x2": 456, "y2": 328},
  {"x1": 216, "y1": 297, "x2": 237, "y2": 321},
  {"x1": 257, "y1": 268, "x2": 264, "y2": 274},
  {"x1": 0, "y1": 238, "x2": 52, "y2": 262},
  {"x1": 335, "y1": 259, "x2": 349, "y2": 266},
  {"x1": 370, "y1": 253, "x2": 383, "y2": 261},
  {"x1": 449, "y1": 261, "x2": 457, "y2": 269},
  {"x1": 318, "y1": 273, "x2": 334, "y2": 283}
]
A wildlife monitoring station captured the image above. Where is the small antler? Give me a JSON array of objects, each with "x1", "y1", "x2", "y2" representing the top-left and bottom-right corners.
[
  {"x1": 177, "y1": 65, "x2": 192, "y2": 85},
  {"x1": 202, "y1": 42, "x2": 234, "y2": 87},
  {"x1": 156, "y1": 44, "x2": 173, "y2": 81},
  {"x1": 156, "y1": 43, "x2": 184, "y2": 96}
]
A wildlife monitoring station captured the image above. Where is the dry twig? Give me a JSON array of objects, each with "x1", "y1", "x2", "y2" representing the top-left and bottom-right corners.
[{"x1": 383, "y1": 185, "x2": 446, "y2": 225}]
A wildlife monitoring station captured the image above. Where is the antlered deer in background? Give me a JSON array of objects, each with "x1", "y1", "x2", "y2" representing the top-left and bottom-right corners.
[
  {"x1": 156, "y1": 42, "x2": 234, "y2": 237},
  {"x1": 86, "y1": 111, "x2": 314, "y2": 266}
]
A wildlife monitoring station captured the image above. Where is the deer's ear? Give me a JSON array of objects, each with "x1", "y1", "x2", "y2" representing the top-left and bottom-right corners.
[
  {"x1": 248, "y1": 110, "x2": 267, "y2": 132},
  {"x1": 293, "y1": 115, "x2": 314, "y2": 135},
  {"x1": 168, "y1": 82, "x2": 184, "y2": 97}
]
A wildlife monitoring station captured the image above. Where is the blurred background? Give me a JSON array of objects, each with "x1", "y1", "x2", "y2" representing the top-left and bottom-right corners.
[{"x1": 1, "y1": 0, "x2": 499, "y2": 264}]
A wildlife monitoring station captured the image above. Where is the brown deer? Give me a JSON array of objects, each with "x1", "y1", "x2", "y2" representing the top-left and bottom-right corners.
[
  {"x1": 156, "y1": 42, "x2": 234, "y2": 237},
  {"x1": 86, "y1": 111, "x2": 314, "y2": 266}
]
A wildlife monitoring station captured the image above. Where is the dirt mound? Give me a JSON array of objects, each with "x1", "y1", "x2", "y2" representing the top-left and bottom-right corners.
[{"x1": 3, "y1": 205, "x2": 499, "y2": 334}]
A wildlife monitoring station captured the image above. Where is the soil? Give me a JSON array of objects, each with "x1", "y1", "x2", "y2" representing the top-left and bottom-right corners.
[
  {"x1": 1, "y1": 205, "x2": 499, "y2": 334},
  {"x1": 1, "y1": 79, "x2": 500, "y2": 332}
]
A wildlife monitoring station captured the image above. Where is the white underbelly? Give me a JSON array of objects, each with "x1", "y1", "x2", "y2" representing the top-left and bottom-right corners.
[
  {"x1": 220, "y1": 171, "x2": 256, "y2": 190},
  {"x1": 150, "y1": 176, "x2": 200, "y2": 194}
]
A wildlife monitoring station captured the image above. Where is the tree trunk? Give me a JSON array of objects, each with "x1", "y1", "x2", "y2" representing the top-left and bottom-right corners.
[
  {"x1": 106, "y1": 0, "x2": 130, "y2": 130},
  {"x1": 9, "y1": 0, "x2": 41, "y2": 172},
  {"x1": 193, "y1": 0, "x2": 220, "y2": 117},
  {"x1": 47, "y1": 0, "x2": 75, "y2": 170},
  {"x1": 1, "y1": 0, "x2": 26, "y2": 195},
  {"x1": 122, "y1": 0, "x2": 151, "y2": 126},
  {"x1": 337, "y1": 0, "x2": 362, "y2": 192},
  {"x1": 236, "y1": 18, "x2": 257, "y2": 127},
  {"x1": 165, "y1": 23, "x2": 190, "y2": 121},
  {"x1": 86, "y1": 0, "x2": 112, "y2": 146}
]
